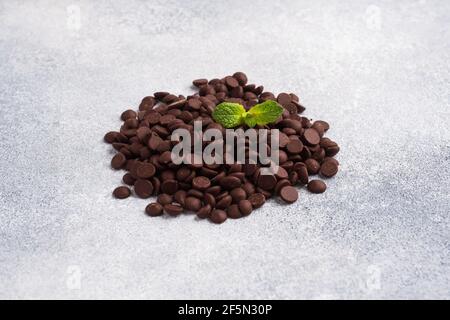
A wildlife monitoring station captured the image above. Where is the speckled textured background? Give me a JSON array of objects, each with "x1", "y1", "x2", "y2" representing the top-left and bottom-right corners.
[{"x1": 0, "y1": 0, "x2": 449, "y2": 299}]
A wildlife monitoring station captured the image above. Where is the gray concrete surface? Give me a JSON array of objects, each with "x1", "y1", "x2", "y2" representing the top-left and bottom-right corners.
[{"x1": 0, "y1": 0, "x2": 449, "y2": 299}]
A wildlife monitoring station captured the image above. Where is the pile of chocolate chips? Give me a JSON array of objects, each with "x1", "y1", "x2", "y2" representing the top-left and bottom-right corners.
[{"x1": 104, "y1": 72, "x2": 340, "y2": 224}]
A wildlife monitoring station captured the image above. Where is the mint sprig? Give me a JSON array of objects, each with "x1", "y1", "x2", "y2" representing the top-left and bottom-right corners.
[
  {"x1": 212, "y1": 100, "x2": 283, "y2": 128},
  {"x1": 211, "y1": 102, "x2": 246, "y2": 128}
]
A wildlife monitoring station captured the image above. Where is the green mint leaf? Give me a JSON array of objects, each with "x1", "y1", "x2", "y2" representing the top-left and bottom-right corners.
[
  {"x1": 243, "y1": 113, "x2": 257, "y2": 128},
  {"x1": 212, "y1": 102, "x2": 246, "y2": 128},
  {"x1": 247, "y1": 100, "x2": 283, "y2": 126}
]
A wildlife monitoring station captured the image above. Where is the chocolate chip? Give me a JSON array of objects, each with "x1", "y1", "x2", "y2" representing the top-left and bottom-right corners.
[
  {"x1": 296, "y1": 163, "x2": 309, "y2": 185},
  {"x1": 139, "y1": 96, "x2": 156, "y2": 111},
  {"x1": 159, "y1": 170, "x2": 174, "y2": 181},
  {"x1": 160, "y1": 114, "x2": 176, "y2": 125},
  {"x1": 156, "y1": 140, "x2": 171, "y2": 153},
  {"x1": 193, "y1": 79, "x2": 208, "y2": 87},
  {"x1": 277, "y1": 93, "x2": 292, "y2": 106},
  {"x1": 254, "y1": 86, "x2": 264, "y2": 95},
  {"x1": 198, "y1": 85, "x2": 213, "y2": 96},
  {"x1": 125, "y1": 118, "x2": 138, "y2": 128},
  {"x1": 210, "y1": 209, "x2": 227, "y2": 224},
  {"x1": 280, "y1": 186, "x2": 298, "y2": 203},
  {"x1": 197, "y1": 205, "x2": 212, "y2": 219},
  {"x1": 162, "y1": 94, "x2": 178, "y2": 104},
  {"x1": 136, "y1": 127, "x2": 151, "y2": 142},
  {"x1": 148, "y1": 133, "x2": 162, "y2": 150},
  {"x1": 192, "y1": 176, "x2": 211, "y2": 191},
  {"x1": 113, "y1": 186, "x2": 131, "y2": 199},
  {"x1": 275, "y1": 179, "x2": 291, "y2": 195},
  {"x1": 257, "y1": 174, "x2": 277, "y2": 190},
  {"x1": 111, "y1": 152, "x2": 126, "y2": 169},
  {"x1": 307, "y1": 180, "x2": 327, "y2": 193},
  {"x1": 294, "y1": 101, "x2": 305, "y2": 113},
  {"x1": 304, "y1": 159, "x2": 321, "y2": 174},
  {"x1": 216, "y1": 190, "x2": 229, "y2": 201},
  {"x1": 248, "y1": 193, "x2": 266, "y2": 208},
  {"x1": 216, "y1": 195, "x2": 232, "y2": 209},
  {"x1": 136, "y1": 162, "x2": 156, "y2": 178},
  {"x1": 284, "y1": 102, "x2": 298, "y2": 114},
  {"x1": 323, "y1": 157, "x2": 339, "y2": 166},
  {"x1": 161, "y1": 179, "x2": 178, "y2": 195},
  {"x1": 281, "y1": 119, "x2": 303, "y2": 134},
  {"x1": 168, "y1": 99, "x2": 187, "y2": 110},
  {"x1": 278, "y1": 132, "x2": 290, "y2": 148},
  {"x1": 122, "y1": 173, "x2": 136, "y2": 185},
  {"x1": 159, "y1": 151, "x2": 172, "y2": 164},
  {"x1": 164, "y1": 203, "x2": 183, "y2": 216},
  {"x1": 154, "y1": 91, "x2": 169, "y2": 100},
  {"x1": 225, "y1": 76, "x2": 239, "y2": 88},
  {"x1": 214, "y1": 83, "x2": 228, "y2": 93},
  {"x1": 312, "y1": 121, "x2": 326, "y2": 137},
  {"x1": 145, "y1": 203, "x2": 163, "y2": 216},
  {"x1": 314, "y1": 120, "x2": 329, "y2": 132},
  {"x1": 220, "y1": 176, "x2": 241, "y2": 189},
  {"x1": 168, "y1": 186, "x2": 183, "y2": 201},
  {"x1": 121, "y1": 109, "x2": 137, "y2": 121},
  {"x1": 227, "y1": 204, "x2": 241, "y2": 219},
  {"x1": 104, "y1": 131, "x2": 118, "y2": 143},
  {"x1": 151, "y1": 177, "x2": 161, "y2": 195},
  {"x1": 275, "y1": 167, "x2": 289, "y2": 180},
  {"x1": 157, "y1": 193, "x2": 173, "y2": 205},
  {"x1": 242, "y1": 182, "x2": 255, "y2": 196},
  {"x1": 188, "y1": 98, "x2": 202, "y2": 110},
  {"x1": 200, "y1": 167, "x2": 218, "y2": 178},
  {"x1": 287, "y1": 93, "x2": 297, "y2": 103},
  {"x1": 134, "y1": 179, "x2": 154, "y2": 198},
  {"x1": 320, "y1": 161, "x2": 338, "y2": 178},
  {"x1": 153, "y1": 125, "x2": 169, "y2": 137},
  {"x1": 187, "y1": 188, "x2": 204, "y2": 198},
  {"x1": 176, "y1": 167, "x2": 191, "y2": 181},
  {"x1": 232, "y1": 72, "x2": 248, "y2": 86},
  {"x1": 286, "y1": 140, "x2": 303, "y2": 154},
  {"x1": 185, "y1": 197, "x2": 202, "y2": 212},
  {"x1": 238, "y1": 200, "x2": 253, "y2": 216},
  {"x1": 303, "y1": 128, "x2": 321, "y2": 145},
  {"x1": 325, "y1": 144, "x2": 340, "y2": 157},
  {"x1": 311, "y1": 148, "x2": 326, "y2": 162},
  {"x1": 230, "y1": 86, "x2": 244, "y2": 98},
  {"x1": 205, "y1": 185, "x2": 221, "y2": 196},
  {"x1": 230, "y1": 188, "x2": 247, "y2": 203},
  {"x1": 203, "y1": 193, "x2": 216, "y2": 208},
  {"x1": 288, "y1": 171, "x2": 298, "y2": 186},
  {"x1": 257, "y1": 187, "x2": 272, "y2": 199}
]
